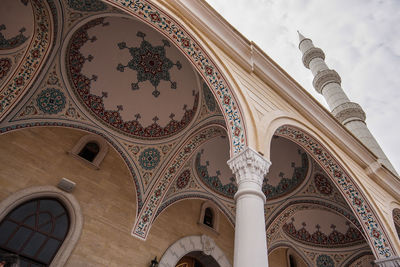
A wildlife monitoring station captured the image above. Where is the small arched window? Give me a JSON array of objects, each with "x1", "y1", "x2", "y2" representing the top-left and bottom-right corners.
[
  {"x1": 69, "y1": 134, "x2": 108, "y2": 169},
  {"x1": 203, "y1": 208, "x2": 214, "y2": 228},
  {"x1": 198, "y1": 202, "x2": 219, "y2": 233},
  {"x1": 0, "y1": 198, "x2": 70, "y2": 267},
  {"x1": 78, "y1": 142, "x2": 100, "y2": 162}
]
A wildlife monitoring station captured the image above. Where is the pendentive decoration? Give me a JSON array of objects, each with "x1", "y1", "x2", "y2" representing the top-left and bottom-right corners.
[
  {"x1": 316, "y1": 254, "x2": 334, "y2": 267},
  {"x1": 117, "y1": 31, "x2": 182, "y2": 98},
  {"x1": 139, "y1": 148, "x2": 161, "y2": 170},
  {"x1": 36, "y1": 88, "x2": 66, "y2": 114}
]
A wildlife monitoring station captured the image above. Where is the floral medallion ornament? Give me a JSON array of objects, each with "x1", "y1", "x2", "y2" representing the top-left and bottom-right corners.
[
  {"x1": 139, "y1": 148, "x2": 161, "y2": 170},
  {"x1": 176, "y1": 170, "x2": 190, "y2": 189},
  {"x1": 117, "y1": 31, "x2": 182, "y2": 97},
  {"x1": 36, "y1": 88, "x2": 66, "y2": 114},
  {"x1": 316, "y1": 254, "x2": 334, "y2": 267},
  {"x1": 314, "y1": 173, "x2": 333, "y2": 195},
  {"x1": 0, "y1": 58, "x2": 12, "y2": 79},
  {"x1": 67, "y1": 0, "x2": 107, "y2": 12}
]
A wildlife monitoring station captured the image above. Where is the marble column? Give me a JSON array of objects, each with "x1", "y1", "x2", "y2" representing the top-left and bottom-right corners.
[
  {"x1": 227, "y1": 147, "x2": 271, "y2": 267},
  {"x1": 375, "y1": 257, "x2": 400, "y2": 267}
]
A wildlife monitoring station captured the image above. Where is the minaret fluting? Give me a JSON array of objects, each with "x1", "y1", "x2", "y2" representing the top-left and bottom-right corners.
[{"x1": 298, "y1": 31, "x2": 398, "y2": 176}]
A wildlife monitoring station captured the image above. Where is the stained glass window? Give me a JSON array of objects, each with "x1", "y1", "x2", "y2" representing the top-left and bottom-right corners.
[{"x1": 0, "y1": 198, "x2": 70, "y2": 267}]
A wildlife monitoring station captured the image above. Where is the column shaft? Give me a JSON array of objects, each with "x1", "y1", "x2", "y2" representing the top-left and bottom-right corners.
[{"x1": 228, "y1": 147, "x2": 271, "y2": 267}]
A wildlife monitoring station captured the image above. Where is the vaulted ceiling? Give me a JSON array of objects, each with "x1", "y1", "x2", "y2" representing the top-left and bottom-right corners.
[{"x1": 0, "y1": 0, "x2": 374, "y2": 265}]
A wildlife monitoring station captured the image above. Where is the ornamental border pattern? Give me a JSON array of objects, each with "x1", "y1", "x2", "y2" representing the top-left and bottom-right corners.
[
  {"x1": 275, "y1": 125, "x2": 394, "y2": 258},
  {"x1": 0, "y1": 0, "x2": 53, "y2": 120},
  {"x1": 104, "y1": 0, "x2": 246, "y2": 154},
  {"x1": 0, "y1": 121, "x2": 144, "y2": 212},
  {"x1": 132, "y1": 125, "x2": 226, "y2": 239}
]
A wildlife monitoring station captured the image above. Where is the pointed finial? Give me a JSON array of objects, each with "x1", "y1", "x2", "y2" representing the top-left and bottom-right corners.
[{"x1": 297, "y1": 30, "x2": 307, "y2": 43}]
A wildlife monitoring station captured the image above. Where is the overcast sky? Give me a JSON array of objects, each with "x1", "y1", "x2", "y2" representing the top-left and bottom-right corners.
[{"x1": 206, "y1": 0, "x2": 400, "y2": 174}]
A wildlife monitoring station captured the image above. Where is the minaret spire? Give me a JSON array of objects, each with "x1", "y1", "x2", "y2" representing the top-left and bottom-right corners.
[
  {"x1": 298, "y1": 33, "x2": 398, "y2": 175},
  {"x1": 297, "y1": 30, "x2": 307, "y2": 43}
]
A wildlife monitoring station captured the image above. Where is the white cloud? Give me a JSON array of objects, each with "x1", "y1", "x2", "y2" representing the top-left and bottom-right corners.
[{"x1": 207, "y1": 0, "x2": 400, "y2": 173}]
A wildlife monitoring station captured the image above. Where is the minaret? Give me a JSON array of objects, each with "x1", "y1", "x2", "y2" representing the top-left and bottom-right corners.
[{"x1": 298, "y1": 32, "x2": 398, "y2": 176}]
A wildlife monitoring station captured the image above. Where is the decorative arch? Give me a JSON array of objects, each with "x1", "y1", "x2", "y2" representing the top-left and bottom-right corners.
[
  {"x1": 271, "y1": 124, "x2": 395, "y2": 259},
  {"x1": 159, "y1": 235, "x2": 231, "y2": 267},
  {"x1": 132, "y1": 124, "x2": 227, "y2": 240},
  {"x1": 99, "y1": 0, "x2": 248, "y2": 156},
  {"x1": 0, "y1": 186, "x2": 83, "y2": 266},
  {"x1": 0, "y1": 0, "x2": 61, "y2": 121},
  {"x1": 392, "y1": 208, "x2": 400, "y2": 240}
]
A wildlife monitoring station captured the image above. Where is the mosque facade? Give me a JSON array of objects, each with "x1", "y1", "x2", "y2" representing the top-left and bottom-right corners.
[{"x1": 0, "y1": 0, "x2": 399, "y2": 266}]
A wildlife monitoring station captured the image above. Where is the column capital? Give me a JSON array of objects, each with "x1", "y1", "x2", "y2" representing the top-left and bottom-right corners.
[
  {"x1": 227, "y1": 147, "x2": 271, "y2": 187},
  {"x1": 375, "y1": 256, "x2": 400, "y2": 267}
]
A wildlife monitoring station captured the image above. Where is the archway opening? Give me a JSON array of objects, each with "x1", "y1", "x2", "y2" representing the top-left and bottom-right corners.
[{"x1": 176, "y1": 251, "x2": 220, "y2": 267}]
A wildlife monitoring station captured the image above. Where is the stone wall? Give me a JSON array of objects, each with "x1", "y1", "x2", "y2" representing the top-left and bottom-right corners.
[{"x1": 0, "y1": 127, "x2": 234, "y2": 267}]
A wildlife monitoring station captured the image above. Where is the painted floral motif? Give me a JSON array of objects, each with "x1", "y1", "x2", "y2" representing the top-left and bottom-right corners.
[
  {"x1": 107, "y1": 0, "x2": 246, "y2": 153},
  {"x1": 314, "y1": 173, "x2": 333, "y2": 195},
  {"x1": 263, "y1": 153, "x2": 308, "y2": 200},
  {"x1": 202, "y1": 82, "x2": 216, "y2": 111},
  {"x1": 176, "y1": 170, "x2": 190, "y2": 189},
  {"x1": 195, "y1": 152, "x2": 237, "y2": 198},
  {"x1": 0, "y1": 58, "x2": 12, "y2": 79},
  {"x1": 275, "y1": 125, "x2": 394, "y2": 258},
  {"x1": 36, "y1": 88, "x2": 66, "y2": 114},
  {"x1": 316, "y1": 254, "x2": 334, "y2": 267},
  {"x1": 117, "y1": 31, "x2": 182, "y2": 97},
  {"x1": 139, "y1": 148, "x2": 161, "y2": 170},
  {"x1": 67, "y1": 19, "x2": 199, "y2": 139},
  {"x1": 283, "y1": 219, "x2": 364, "y2": 248},
  {"x1": 0, "y1": 0, "x2": 52, "y2": 118},
  {"x1": 133, "y1": 126, "x2": 225, "y2": 239},
  {"x1": 67, "y1": 0, "x2": 107, "y2": 12},
  {"x1": 0, "y1": 24, "x2": 28, "y2": 50}
]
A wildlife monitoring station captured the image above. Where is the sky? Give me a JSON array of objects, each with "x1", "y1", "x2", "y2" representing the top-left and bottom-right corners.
[{"x1": 206, "y1": 0, "x2": 400, "y2": 174}]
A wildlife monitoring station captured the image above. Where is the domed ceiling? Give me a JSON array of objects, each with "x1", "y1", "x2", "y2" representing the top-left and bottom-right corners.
[
  {"x1": 282, "y1": 208, "x2": 365, "y2": 248},
  {"x1": 194, "y1": 135, "x2": 309, "y2": 200},
  {"x1": 64, "y1": 16, "x2": 200, "y2": 140},
  {"x1": 0, "y1": 0, "x2": 33, "y2": 87}
]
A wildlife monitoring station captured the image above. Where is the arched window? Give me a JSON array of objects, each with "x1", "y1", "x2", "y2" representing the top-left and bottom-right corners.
[
  {"x1": 69, "y1": 134, "x2": 108, "y2": 169},
  {"x1": 0, "y1": 198, "x2": 69, "y2": 267},
  {"x1": 203, "y1": 208, "x2": 214, "y2": 228},
  {"x1": 78, "y1": 142, "x2": 100, "y2": 162},
  {"x1": 198, "y1": 202, "x2": 220, "y2": 233}
]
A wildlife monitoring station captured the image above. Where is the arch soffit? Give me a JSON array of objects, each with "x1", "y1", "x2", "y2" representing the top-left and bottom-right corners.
[
  {"x1": 0, "y1": 186, "x2": 83, "y2": 267},
  {"x1": 268, "y1": 123, "x2": 395, "y2": 259},
  {"x1": 98, "y1": 0, "x2": 248, "y2": 156},
  {"x1": 159, "y1": 235, "x2": 232, "y2": 267},
  {"x1": 0, "y1": 123, "x2": 142, "y2": 217},
  {"x1": 154, "y1": 195, "x2": 234, "y2": 228},
  {"x1": 268, "y1": 241, "x2": 313, "y2": 266}
]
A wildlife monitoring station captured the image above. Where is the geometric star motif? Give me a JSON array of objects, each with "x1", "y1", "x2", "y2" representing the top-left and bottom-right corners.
[{"x1": 117, "y1": 31, "x2": 182, "y2": 97}]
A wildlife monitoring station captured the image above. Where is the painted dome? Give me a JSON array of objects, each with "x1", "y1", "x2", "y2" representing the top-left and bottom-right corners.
[{"x1": 64, "y1": 16, "x2": 200, "y2": 140}]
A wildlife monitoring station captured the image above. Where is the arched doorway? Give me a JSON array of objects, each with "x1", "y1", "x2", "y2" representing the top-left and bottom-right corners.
[{"x1": 176, "y1": 251, "x2": 220, "y2": 267}]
